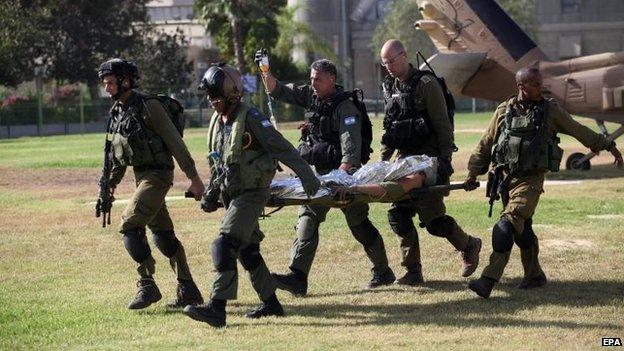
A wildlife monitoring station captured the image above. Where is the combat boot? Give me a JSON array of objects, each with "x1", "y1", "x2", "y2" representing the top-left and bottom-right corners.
[
  {"x1": 245, "y1": 301, "x2": 285, "y2": 319},
  {"x1": 166, "y1": 279, "x2": 204, "y2": 308},
  {"x1": 128, "y1": 278, "x2": 162, "y2": 309},
  {"x1": 183, "y1": 303, "x2": 226, "y2": 328},
  {"x1": 468, "y1": 276, "x2": 496, "y2": 299},
  {"x1": 460, "y1": 236, "x2": 482, "y2": 277},
  {"x1": 272, "y1": 270, "x2": 308, "y2": 296},
  {"x1": 517, "y1": 272, "x2": 547, "y2": 289},
  {"x1": 368, "y1": 268, "x2": 396, "y2": 288},
  {"x1": 395, "y1": 266, "x2": 424, "y2": 286}
]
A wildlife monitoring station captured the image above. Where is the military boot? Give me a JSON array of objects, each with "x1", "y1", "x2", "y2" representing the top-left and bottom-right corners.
[
  {"x1": 166, "y1": 279, "x2": 204, "y2": 308},
  {"x1": 460, "y1": 236, "x2": 482, "y2": 277},
  {"x1": 368, "y1": 268, "x2": 396, "y2": 288},
  {"x1": 395, "y1": 265, "x2": 424, "y2": 286},
  {"x1": 517, "y1": 272, "x2": 547, "y2": 289},
  {"x1": 183, "y1": 303, "x2": 226, "y2": 328},
  {"x1": 468, "y1": 276, "x2": 496, "y2": 299},
  {"x1": 128, "y1": 277, "x2": 162, "y2": 309},
  {"x1": 245, "y1": 295, "x2": 285, "y2": 319},
  {"x1": 271, "y1": 270, "x2": 308, "y2": 296}
]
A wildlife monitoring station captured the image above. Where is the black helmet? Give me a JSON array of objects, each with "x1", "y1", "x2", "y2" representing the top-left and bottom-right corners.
[
  {"x1": 198, "y1": 62, "x2": 243, "y2": 102},
  {"x1": 97, "y1": 58, "x2": 140, "y2": 86}
]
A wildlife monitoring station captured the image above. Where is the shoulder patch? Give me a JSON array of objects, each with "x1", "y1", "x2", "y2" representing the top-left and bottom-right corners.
[
  {"x1": 420, "y1": 75, "x2": 433, "y2": 84},
  {"x1": 261, "y1": 119, "x2": 273, "y2": 128},
  {"x1": 344, "y1": 115, "x2": 357, "y2": 126}
]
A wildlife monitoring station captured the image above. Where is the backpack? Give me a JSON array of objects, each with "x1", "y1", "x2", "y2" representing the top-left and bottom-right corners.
[
  {"x1": 141, "y1": 93, "x2": 186, "y2": 137},
  {"x1": 335, "y1": 89, "x2": 373, "y2": 165}
]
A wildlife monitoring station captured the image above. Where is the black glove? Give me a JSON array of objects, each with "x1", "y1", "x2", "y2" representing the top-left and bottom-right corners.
[
  {"x1": 437, "y1": 157, "x2": 454, "y2": 185},
  {"x1": 200, "y1": 186, "x2": 221, "y2": 213},
  {"x1": 254, "y1": 48, "x2": 268, "y2": 67}
]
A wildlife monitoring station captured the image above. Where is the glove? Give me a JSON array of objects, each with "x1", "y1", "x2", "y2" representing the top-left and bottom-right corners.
[
  {"x1": 200, "y1": 186, "x2": 221, "y2": 213},
  {"x1": 436, "y1": 157, "x2": 454, "y2": 185},
  {"x1": 254, "y1": 48, "x2": 269, "y2": 68},
  {"x1": 302, "y1": 177, "x2": 321, "y2": 198},
  {"x1": 464, "y1": 174, "x2": 479, "y2": 191}
]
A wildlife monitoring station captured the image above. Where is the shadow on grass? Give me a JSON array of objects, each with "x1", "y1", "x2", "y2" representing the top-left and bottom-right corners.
[
  {"x1": 282, "y1": 279, "x2": 624, "y2": 329},
  {"x1": 546, "y1": 164, "x2": 624, "y2": 181}
]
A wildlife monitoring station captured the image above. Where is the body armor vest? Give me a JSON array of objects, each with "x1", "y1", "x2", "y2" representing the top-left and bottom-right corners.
[
  {"x1": 298, "y1": 89, "x2": 348, "y2": 169},
  {"x1": 381, "y1": 71, "x2": 431, "y2": 152},
  {"x1": 110, "y1": 94, "x2": 172, "y2": 169},
  {"x1": 207, "y1": 103, "x2": 276, "y2": 192},
  {"x1": 492, "y1": 98, "x2": 563, "y2": 173}
]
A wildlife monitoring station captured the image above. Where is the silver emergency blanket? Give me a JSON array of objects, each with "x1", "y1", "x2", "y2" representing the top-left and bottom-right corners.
[{"x1": 269, "y1": 155, "x2": 437, "y2": 203}]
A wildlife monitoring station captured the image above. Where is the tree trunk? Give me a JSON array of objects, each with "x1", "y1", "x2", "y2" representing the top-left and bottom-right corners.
[{"x1": 231, "y1": 17, "x2": 246, "y2": 74}]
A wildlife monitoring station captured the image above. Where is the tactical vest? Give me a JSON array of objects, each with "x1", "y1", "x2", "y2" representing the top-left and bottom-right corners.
[
  {"x1": 110, "y1": 94, "x2": 173, "y2": 170},
  {"x1": 492, "y1": 98, "x2": 563, "y2": 173},
  {"x1": 207, "y1": 103, "x2": 277, "y2": 191},
  {"x1": 299, "y1": 89, "x2": 349, "y2": 170},
  {"x1": 381, "y1": 71, "x2": 432, "y2": 152}
]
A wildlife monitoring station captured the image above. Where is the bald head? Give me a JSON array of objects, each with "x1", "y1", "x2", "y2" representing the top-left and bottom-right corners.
[
  {"x1": 515, "y1": 67, "x2": 541, "y2": 84},
  {"x1": 380, "y1": 39, "x2": 405, "y2": 58},
  {"x1": 380, "y1": 39, "x2": 410, "y2": 81}
]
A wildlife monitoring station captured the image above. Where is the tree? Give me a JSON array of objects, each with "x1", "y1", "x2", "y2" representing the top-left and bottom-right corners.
[
  {"x1": 372, "y1": 0, "x2": 435, "y2": 61},
  {"x1": 0, "y1": 1, "x2": 48, "y2": 86},
  {"x1": 131, "y1": 29, "x2": 193, "y2": 94},
  {"x1": 495, "y1": 0, "x2": 537, "y2": 42},
  {"x1": 195, "y1": 0, "x2": 285, "y2": 74}
]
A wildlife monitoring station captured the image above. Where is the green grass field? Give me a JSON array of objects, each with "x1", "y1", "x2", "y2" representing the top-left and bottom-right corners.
[{"x1": 1, "y1": 113, "x2": 623, "y2": 350}]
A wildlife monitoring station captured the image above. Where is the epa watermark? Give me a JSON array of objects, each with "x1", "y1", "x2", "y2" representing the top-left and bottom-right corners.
[{"x1": 602, "y1": 338, "x2": 622, "y2": 347}]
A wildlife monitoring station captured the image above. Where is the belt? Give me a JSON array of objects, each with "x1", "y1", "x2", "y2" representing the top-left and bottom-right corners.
[{"x1": 133, "y1": 164, "x2": 174, "y2": 172}]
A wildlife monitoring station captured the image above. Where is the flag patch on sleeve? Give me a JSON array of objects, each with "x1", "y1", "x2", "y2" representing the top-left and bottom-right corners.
[
  {"x1": 261, "y1": 119, "x2": 273, "y2": 128},
  {"x1": 344, "y1": 116, "x2": 357, "y2": 126}
]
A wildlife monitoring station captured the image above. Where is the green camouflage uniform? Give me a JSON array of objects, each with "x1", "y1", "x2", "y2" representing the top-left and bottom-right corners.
[
  {"x1": 380, "y1": 65, "x2": 472, "y2": 273},
  {"x1": 468, "y1": 96, "x2": 614, "y2": 281},
  {"x1": 270, "y1": 81, "x2": 390, "y2": 277},
  {"x1": 109, "y1": 90, "x2": 198, "y2": 281},
  {"x1": 207, "y1": 102, "x2": 318, "y2": 301}
]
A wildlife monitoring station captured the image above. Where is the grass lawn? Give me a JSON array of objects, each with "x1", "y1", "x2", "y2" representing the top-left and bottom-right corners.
[{"x1": 0, "y1": 112, "x2": 622, "y2": 350}]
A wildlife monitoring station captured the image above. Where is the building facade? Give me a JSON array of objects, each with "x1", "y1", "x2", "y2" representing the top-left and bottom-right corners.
[{"x1": 535, "y1": 0, "x2": 624, "y2": 60}]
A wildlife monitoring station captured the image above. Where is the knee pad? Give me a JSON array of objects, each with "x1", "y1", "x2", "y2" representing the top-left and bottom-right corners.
[
  {"x1": 387, "y1": 207, "x2": 416, "y2": 235},
  {"x1": 296, "y1": 215, "x2": 319, "y2": 241},
  {"x1": 122, "y1": 228, "x2": 151, "y2": 263},
  {"x1": 514, "y1": 218, "x2": 536, "y2": 249},
  {"x1": 349, "y1": 218, "x2": 379, "y2": 247},
  {"x1": 239, "y1": 244, "x2": 264, "y2": 271},
  {"x1": 152, "y1": 230, "x2": 180, "y2": 258},
  {"x1": 492, "y1": 218, "x2": 515, "y2": 253},
  {"x1": 425, "y1": 215, "x2": 456, "y2": 238},
  {"x1": 211, "y1": 234, "x2": 240, "y2": 272}
]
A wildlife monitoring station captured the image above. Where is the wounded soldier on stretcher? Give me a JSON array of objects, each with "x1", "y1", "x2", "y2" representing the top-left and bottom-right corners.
[{"x1": 267, "y1": 155, "x2": 477, "y2": 208}]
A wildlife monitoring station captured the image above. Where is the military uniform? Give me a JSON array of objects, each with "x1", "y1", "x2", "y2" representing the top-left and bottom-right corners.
[
  {"x1": 108, "y1": 90, "x2": 202, "y2": 307},
  {"x1": 270, "y1": 81, "x2": 392, "y2": 283},
  {"x1": 467, "y1": 96, "x2": 615, "y2": 284},
  {"x1": 381, "y1": 65, "x2": 479, "y2": 279},
  {"x1": 206, "y1": 101, "x2": 319, "y2": 302}
]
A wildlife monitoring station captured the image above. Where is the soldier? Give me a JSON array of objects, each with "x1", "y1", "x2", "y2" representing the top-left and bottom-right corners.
[
  {"x1": 257, "y1": 52, "x2": 395, "y2": 295},
  {"x1": 182, "y1": 63, "x2": 320, "y2": 328},
  {"x1": 97, "y1": 59, "x2": 205, "y2": 309},
  {"x1": 466, "y1": 67, "x2": 623, "y2": 298},
  {"x1": 379, "y1": 39, "x2": 482, "y2": 285}
]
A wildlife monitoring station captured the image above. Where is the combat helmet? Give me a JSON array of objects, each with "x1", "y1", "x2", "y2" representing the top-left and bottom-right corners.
[
  {"x1": 97, "y1": 58, "x2": 140, "y2": 88},
  {"x1": 198, "y1": 62, "x2": 243, "y2": 103}
]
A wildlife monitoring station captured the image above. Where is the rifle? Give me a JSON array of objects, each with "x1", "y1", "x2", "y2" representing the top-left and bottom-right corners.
[
  {"x1": 95, "y1": 115, "x2": 115, "y2": 227},
  {"x1": 485, "y1": 165, "x2": 513, "y2": 217}
]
